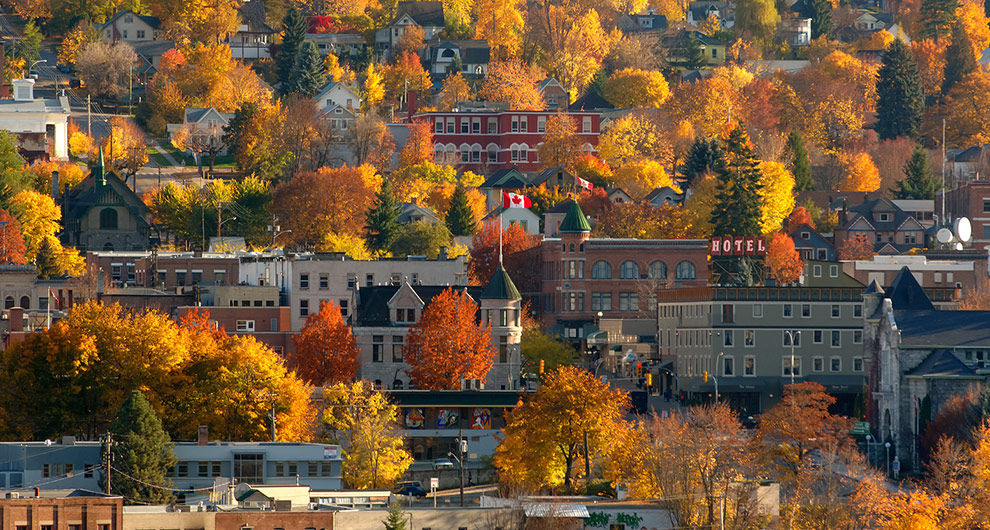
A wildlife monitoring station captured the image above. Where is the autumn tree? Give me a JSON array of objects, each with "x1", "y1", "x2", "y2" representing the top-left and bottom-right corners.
[
  {"x1": 786, "y1": 206, "x2": 815, "y2": 232},
  {"x1": 496, "y1": 366, "x2": 630, "y2": 492},
  {"x1": 876, "y1": 38, "x2": 924, "y2": 140},
  {"x1": 474, "y1": 0, "x2": 524, "y2": 59},
  {"x1": 58, "y1": 22, "x2": 100, "y2": 66},
  {"x1": 913, "y1": 39, "x2": 948, "y2": 99},
  {"x1": 382, "y1": 51, "x2": 432, "y2": 103},
  {"x1": 0, "y1": 209, "x2": 27, "y2": 265},
  {"x1": 348, "y1": 113, "x2": 395, "y2": 172},
  {"x1": 9, "y1": 190, "x2": 67, "y2": 262},
  {"x1": 390, "y1": 222, "x2": 452, "y2": 258},
  {"x1": 479, "y1": 60, "x2": 544, "y2": 110},
  {"x1": 767, "y1": 232, "x2": 803, "y2": 284},
  {"x1": 519, "y1": 326, "x2": 575, "y2": 378},
  {"x1": 537, "y1": 114, "x2": 582, "y2": 170},
  {"x1": 362, "y1": 63, "x2": 385, "y2": 110},
  {"x1": 593, "y1": 202, "x2": 706, "y2": 239},
  {"x1": 544, "y1": 9, "x2": 620, "y2": 97},
  {"x1": 838, "y1": 234, "x2": 875, "y2": 260},
  {"x1": 735, "y1": 0, "x2": 780, "y2": 47},
  {"x1": 437, "y1": 71, "x2": 473, "y2": 111},
  {"x1": 75, "y1": 41, "x2": 137, "y2": 99},
  {"x1": 469, "y1": 220, "x2": 541, "y2": 291},
  {"x1": 598, "y1": 114, "x2": 672, "y2": 168},
  {"x1": 399, "y1": 120, "x2": 434, "y2": 168},
  {"x1": 602, "y1": 68, "x2": 670, "y2": 109},
  {"x1": 943, "y1": 70, "x2": 990, "y2": 146},
  {"x1": 839, "y1": 152, "x2": 881, "y2": 192},
  {"x1": 893, "y1": 146, "x2": 939, "y2": 199},
  {"x1": 323, "y1": 382, "x2": 412, "y2": 488},
  {"x1": 291, "y1": 301, "x2": 360, "y2": 385},
  {"x1": 104, "y1": 390, "x2": 177, "y2": 504},
  {"x1": 613, "y1": 160, "x2": 679, "y2": 199},
  {"x1": 920, "y1": 0, "x2": 959, "y2": 41}
]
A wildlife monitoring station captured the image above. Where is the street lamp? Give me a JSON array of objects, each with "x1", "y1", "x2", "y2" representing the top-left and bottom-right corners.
[
  {"x1": 713, "y1": 351, "x2": 724, "y2": 403},
  {"x1": 885, "y1": 442, "x2": 891, "y2": 477},
  {"x1": 218, "y1": 216, "x2": 236, "y2": 246},
  {"x1": 447, "y1": 433, "x2": 468, "y2": 507},
  {"x1": 784, "y1": 330, "x2": 801, "y2": 386},
  {"x1": 866, "y1": 434, "x2": 873, "y2": 468},
  {"x1": 28, "y1": 59, "x2": 46, "y2": 77}
]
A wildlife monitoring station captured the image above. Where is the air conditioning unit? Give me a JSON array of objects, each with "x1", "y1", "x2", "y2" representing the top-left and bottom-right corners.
[
  {"x1": 461, "y1": 379, "x2": 484, "y2": 391},
  {"x1": 6, "y1": 492, "x2": 19, "y2": 499}
]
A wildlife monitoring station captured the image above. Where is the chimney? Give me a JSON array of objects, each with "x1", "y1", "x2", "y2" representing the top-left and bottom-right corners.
[
  {"x1": 198, "y1": 425, "x2": 209, "y2": 446},
  {"x1": 8, "y1": 307, "x2": 22, "y2": 332},
  {"x1": 51, "y1": 170, "x2": 59, "y2": 198},
  {"x1": 407, "y1": 91, "x2": 418, "y2": 117},
  {"x1": 34, "y1": 487, "x2": 39, "y2": 498}
]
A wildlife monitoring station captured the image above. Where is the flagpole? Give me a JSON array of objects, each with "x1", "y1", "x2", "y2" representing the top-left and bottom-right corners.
[
  {"x1": 47, "y1": 288, "x2": 51, "y2": 329},
  {"x1": 498, "y1": 210, "x2": 503, "y2": 266}
]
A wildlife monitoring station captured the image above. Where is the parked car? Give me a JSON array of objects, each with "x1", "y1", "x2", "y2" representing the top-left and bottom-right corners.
[
  {"x1": 56, "y1": 64, "x2": 72, "y2": 73},
  {"x1": 432, "y1": 457, "x2": 455, "y2": 470},
  {"x1": 28, "y1": 70, "x2": 38, "y2": 79},
  {"x1": 393, "y1": 481, "x2": 427, "y2": 497}
]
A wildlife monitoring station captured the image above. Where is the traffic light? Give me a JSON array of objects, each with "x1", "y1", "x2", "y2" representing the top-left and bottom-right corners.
[
  {"x1": 703, "y1": 370, "x2": 709, "y2": 383},
  {"x1": 539, "y1": 359, "x2": 545, "y2": 374},
  {"x1": 636, "y1": 363, "x2": 643, "y2": 376},
  {"x1": 646, "y1": 372, "x2": 653, "y2": 387}
]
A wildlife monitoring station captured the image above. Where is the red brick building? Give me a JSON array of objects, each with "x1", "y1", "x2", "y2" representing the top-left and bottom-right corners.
[
  {"x1": 423, "y1": 108, "x2": 601, "y2": 173},
  {"x1": 937, "y1": 181, "x2": 990, "y2": 247},
  {"x1": 177, "y1": 305, "x2": 294, "y2": 355},
  {"x1": 0, "y1": 490, "x2": 123, "y2": 529},
  {"x1": 540, "y1": 201, "x2": 710, "y2": 338},
  {"x1": 85, "y1": 251, "x2": 239, "y2": 289}
]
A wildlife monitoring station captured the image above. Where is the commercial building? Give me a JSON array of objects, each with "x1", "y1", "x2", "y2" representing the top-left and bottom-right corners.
[
  {"x1": 0, "y1": 79, "x2": 70, "y2": 160},
  {"x1": 937, "y1": 180, "x2": 990, "y2": 247},
  {"x1": 0, "y1": 490, "x2": 123, "y2": 529}
]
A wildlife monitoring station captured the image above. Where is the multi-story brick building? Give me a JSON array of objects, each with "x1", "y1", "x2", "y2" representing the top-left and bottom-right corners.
[
  {"x1": 0, "y1": 490, "x2": 123, "y2": 529},
  {"x1": 539, "y1": 201, "x2": 709, "y2": 339},
  {"x1": 85, "y1": 251, "x2": 240, "y2": 290},
  {"x1": 423, "y1": 107, "x2": 601, "y2": 173},
  {"x1": 937, "y1": 180, "x2": 990, "y2": 247}
]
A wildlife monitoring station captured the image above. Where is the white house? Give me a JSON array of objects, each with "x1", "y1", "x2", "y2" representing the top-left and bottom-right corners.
[
  {"x1": 374, "y1": 1, "x2": 445, "y2": 58},
  {"x1": 227, "y1": 3, "x2": 276, "y2": 59},
  {"x1": 306, "y1": 33, "x2": 366, "y2": 57},
  {"x1": 314, "y1": 81, "x2": 361, "y2": 112},
  {"x1": 318, "y1": 104, "x2": 357, "y2": 140},
  {"x1": 166, "y1": 107, "x2": 235, "y2": 154},
  {"x1": 483, "y1": 205, "x2": 541, "y2": 235},
  {"x1": 425, "y1": 40, "x2": 491, "y2": 79},
  {"x1": 0, "y1": 79, "x2": 70, "y2": 160},
  {"x1": 99, "y1": 10, "x2": 163, "y2": 43}
]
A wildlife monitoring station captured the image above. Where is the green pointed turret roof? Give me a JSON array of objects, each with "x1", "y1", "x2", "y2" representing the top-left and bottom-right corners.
[
  {"x1": 481, "y1": 265, "x2": 521, "y2": 300},
  {"x1": 95, "y1": 147, "x2": 106, "y2": 186},
  {"x1": 559, "y1": 200, "x2": 591, "y2": 233}
]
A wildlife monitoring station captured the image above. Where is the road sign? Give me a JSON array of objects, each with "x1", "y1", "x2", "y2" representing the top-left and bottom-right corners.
[
  {"x1": 430, "y1": 477, "x2": 439, "y2": 489},
  {"x1": 851, "y1": 421, "x2": 869, "y2": 435}
]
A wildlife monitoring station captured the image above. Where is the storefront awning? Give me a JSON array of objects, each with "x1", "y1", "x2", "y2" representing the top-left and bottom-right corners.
[
  {"x1": 610, "y1": 345, "x2": 622, "y2": 351},
  {"x1": 804, "y1": 375, "x2": 867, "y2": 393},
  {"x1": 689, "y1": 377, "x2": 774, "y2": 392}
]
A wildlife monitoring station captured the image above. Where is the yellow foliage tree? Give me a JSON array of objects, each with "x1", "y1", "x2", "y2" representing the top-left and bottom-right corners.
[
  {"x1": 712, "y1": 64, "x2": 754, "y2": 90},
  {"x1": 839, "y1": 152, "x2": 881, "y2": 192},
  {"x1": 323, "y1": 382, "x2": 413, "y2": 488},
  {"x1": 323, "y1": 53, "x2": 357, "y2": 85},
  {"x1": 545, "y1": 9, "x2": 620, "y2": 98},
  {"x1": 912, "y1": 39, "x2": 948, "y2": 98},
  {"x1": 474, "y1": 0, "x2": 525, "y2": 59},
  {"x1": 602, "y1": 68, "x2": 671, "y2": 108},
  {"x1": 598, "y1": 114, "x2": 673, "y2": 167},
  {"x1": 496, "y1": 366, "x2": 630, "y2": 492},
  {"x1": 956, "y1": 0, "x2": 990, "y2": 59},
  {"x1": 362, "y1": 63, "x2": 385, "y2": 110},
  {"x1": 943, "y1": 70, "x2": 990, "y2": 147},
  {"x1": 8, "y1": 190, "x2": 62, "y2": 261},
  {"x1": 668, "y1": 76, "x2": 740, "y2": 138},
  {"x1": 613, "y1": 160, "x2": 679, "y2": 199},
  {"x1": 758, "y1": 161, "x2": 796, "y2": 234},
  {"x1": 437, "y1": 71, "x2": 473, "y2": 111}
]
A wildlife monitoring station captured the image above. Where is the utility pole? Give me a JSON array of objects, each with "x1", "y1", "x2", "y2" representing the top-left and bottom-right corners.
[
  {"x1": 459, "y1": 428, "x2": 465, "y2": 507},
  {"x1": 105, "y1": 432, "x2": 112, "y2": 495},
  {"x1": 87, "y1": 94, "x2": 91, "y2": 136},
  {"x1": 583, "y1": 430, "x2": 590, "y2": 490}
]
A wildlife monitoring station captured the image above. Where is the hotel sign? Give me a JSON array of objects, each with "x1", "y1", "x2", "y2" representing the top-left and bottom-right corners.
[{"x1": 710, "y1": 236, "x2": 768, "y2": 256}]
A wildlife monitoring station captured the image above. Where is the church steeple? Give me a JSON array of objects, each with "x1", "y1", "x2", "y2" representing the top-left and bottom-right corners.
[{"x1": 95, "y1": 147, "x2": 106, "y2": 186}]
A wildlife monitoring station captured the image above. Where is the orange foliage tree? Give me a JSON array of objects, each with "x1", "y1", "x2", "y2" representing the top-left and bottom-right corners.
[
  {"x1": 469, "y1": 220, "x2": 541, "y2": 291},
  {"x1": 912, "y1": 39, "x2": 948, "y2": 98},
  {"x1": 403, "y1": 288, "x2": 496, "y2": 390},
  {"x1": 271, "y1": 166, "x2": 380, "y2": 248},
  {"x1": 382, "y1": 51, "x2": 432, "y2": 103},
  {"x1": 399, "y1": 119, "x2": 434, "y2": 168},
  {"x1": 838, "y1": 234, "x2": 875, "y2": 260},
  {"x1": 537, "y1": 113, "x2": 583, "y2": 170},
  {"x1": 786, "y1": 206, "x2": 815, "y2": 232},
  {"x1": 839, "y1": 152, "x2": 881, "y2": 191},
  {"x1": 291, "y1": 301, "x2": 360, "y2": 385},
  {"x1": 479, "y1": 60, "x2": 545, "y2": 110},
  {"x1": 0, "y1": 209, "x2": 27, "y2": 265},
  {"x1": 766, "y1": 232, "x2": 803, "y2": 284}
]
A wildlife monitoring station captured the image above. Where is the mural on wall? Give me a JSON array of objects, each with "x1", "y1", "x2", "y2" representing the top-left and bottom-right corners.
[
  {"x1": 405, "y1": 408, "x2": 425, "y2": 429},
  {"x1": 472, "y1": 408, "x2": 491, "y2": 429},
  {"x1": 438, "y1": 408, "x2": 459, "y2": 428}
]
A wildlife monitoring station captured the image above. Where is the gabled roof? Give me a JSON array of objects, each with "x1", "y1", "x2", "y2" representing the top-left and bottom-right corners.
[
  {"x1": 569, "y1": 91, "x2": 614, "y2": 111},
  {"x1": 480, "y1": 265, "x2": 521, "y2": 300},
  {"x1": 63, "y1": 155, "x2": 150, "y2": 229},
  {"x1": 237, "y1": 1, "x2": 275, "y2": 33},
  {"x1": 313, "y1": 81, "x2": 360, "y2": 103},
  {"x1": 355, "y1": 285, "x2": 481, "y2": 326},
  {"x1": 434, "y1": 40, "x2": 490, "y2": 64},
  {"x1": 479, "y1": 168, "x2": 530, "y2": 189},
  {"x1": 131, "y1": 40, "x2": 176, "y2": 58},
  {"x1": 537, "y1": 78, "x2": 564, "y2": 92},
  {"x1": 885, "y1": 266, "x2": 935, "y2": 311},
  {"x1": 530, "y1": 166, "x2": 573, "y2": 187},
  {"x1": 895, "y1": 310, "x2": 990, "y2": 347},
  {"x1": 396, "y1": 202, "x2": 441, "y2": 224},
  {"x1": 559, "y1": 201, "x2": 591, "y2": 233},
  {"x1": 546, "y1": 198, "x2": 576, "y2": 214},
  {"x1": 183, "y1": 107, "x2": 233, "y2": 125},
  {"x1": 644, "y1": 186, "x2": 683, "y2": 204},
  {"x1": 906, "y1": 349, "x2": 980, "y2": 378},
  {"x1": 100, "y1": 10, "x2": 161, "y2": 30},
  {"x1": 392, "y1": 1, "x2": 445, "y2": 27},
  {"x1": 863, "y1": 279, "x2": 884, "y2": 295}
]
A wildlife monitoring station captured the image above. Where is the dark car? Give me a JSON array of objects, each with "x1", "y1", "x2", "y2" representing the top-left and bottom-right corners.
[
  {"x1": 56, "y1": 64, "x2": 72, "y2": 73},
  {"x1": 393, "y1": 481, "x2": 427, "y2": 497}
]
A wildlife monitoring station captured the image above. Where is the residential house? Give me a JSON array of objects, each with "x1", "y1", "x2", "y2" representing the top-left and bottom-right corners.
[
  {"x1": 0, "y1": 79, "x2": 70, "y2": 160},
  {"x1": 832, "y1": 196, "x2": 927, "y2": 254},
  {"x1": 686, "y1": 1, "x2": 729, "y2": 27},
  {"x1": 854, "y1": 10, "x2": 893, "y2": 31},
  {"x1": 866, "y1": 268, "x2": 990, "y2": 473},
  {"x1": 375, "y1": 1, "x2": 445, "y2": 58},
  {"x1": 541, "y1": 201, "x2": 709, "y2": 339},
  {"x1": 60, "y1": 151, "x2": 151, "y2": 252},
  {"x1": 426, "y1": 108, "x2": 601, "y2": 173},
  {"x1": 645, "y1": 186, "x2": 684, "y2": 207},
  {"x1": 478, "y1": 168, "x2": 532, "y2": 210},
  {"x1": 318, "y1": 104, "x2": 357, "y2": 140},
  {"x1": 306, "y1": 32, "x2": 366, "y2": 58},
  {"x1": 937, "y1": 180, "x2": 990, "y2": 246},
  {"x1": 607, "y1": 188, "x2": 633, "y2": 204},
  {"x1": 778, "y1": 17, "x2": 812, "y2": 46},
  {"x1": 313, "y1": 81, "x2": 360, "y2": 113},
  {"x1": 537, "y1": 78, "x2": 568, "y2": 110},
  {"x1": 530, "y1": 166, "x2": 586, "y2": 190},
  {"x1": 482, "y1": 205, "x2": 541, "y2": 235},
  {"x1": 569, "y1": 91, "x2": 615, "y2": 112},
  {"x1": 226, "y1": 1, "x2": 276, "y2": 59},
  {"x1": 426, "y1": 40, "x2": 491, "y2": 79},
  {"x1": 165, "y1": 107, "x2": 234, "y2": 155},
  {"x1": 397, "y1": 200, "x2": 442, "y2": 225},
  {"x1": 790, "y1": 223, "x2": 838, "y2": 261},
  {"x1": 662, "y1": 29, "x2": 727, "y2": 68},
  {"x1": 131, "y1": 40, "x2": 176, "y2": 84},
  {"x1": 99, "y1": 10, "x2": 163, "y2": 43},
  {"x1": 352, "y1": 267, "x2": 523, "y2": 390},
  {"x1": 617, "y1": 13, "x2": 669, "y2": 34}
]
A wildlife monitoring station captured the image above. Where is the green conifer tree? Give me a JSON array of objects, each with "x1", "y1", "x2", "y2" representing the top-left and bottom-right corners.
[
  {"x1": 286, "y1": 41, "x2": 327, "y2": 97},
  {"x1": 942, "y1": 22, "x2": 976, "y2": 96},
  {"x1": 875, "y1": 39, "x2": 924, "y2": 140},
  {"x1": 684, "y1": 33, "x2": 707, "y2": 69},
  {"x1": 786, "y1": 131, "x2": 813, "y2": 191},
  {"x1": 445, "y1": 184, "x2": 477, "y2": 236},
  {"x1": 920, "y1": 0, "x2": 958, "y2": 41},
  {"x1": 35, "y1": 237, "x2": 60, "y2": 279},
  {"x1": 102, "y1": 390, "x2": 177, "y2": 504},
  {"x1": 892, "y1": 146, "x2": 940, "y2": 200},
  {"x1": 383, "y1": 502, "x2": 408, "y2": 530},
  {"x1": 276, "y1": 7, "x2": 308, "y2": 91},
  {"x1": 802, "y1": 0, "x2": 833, "y2": 39},
  {"x1": 20, "y1": 21, "x2": 42, "y2": 62},
  {"x1": 710, "y1": 126, "x2": 764, "y2": 236},
  {"x1": 222, "y1": 101, "x2": 260, "y2": 166},
  {"x1": 681, "y1": 136, "x2": 724, "y2": 189},
  {"x1": 365, "y1": 177, "x2": 400, "y2": 256}
]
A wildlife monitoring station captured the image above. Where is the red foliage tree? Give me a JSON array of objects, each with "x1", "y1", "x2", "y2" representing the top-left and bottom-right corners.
[
  {"x1": 403, "y1": 288, "x2": 495, "y2": 389},
  {"x1": 291, "y1": 300, "x2": 360, "y2": 385},
  {"x1": 0, "y1": 209, "x2": 27, "y2": 265},
  {"x1": 469, "y1": 219, "x2": 540, "y2": 292},
  {"x1": 838, "y1": 234, "x2": 875, "y2": 261},
  {"x1": 786, "y1": 206, "x2": 815, "y2": 233},
  {"x1": 766, "y1": 232, "x2": 803, "y2": 284},
  {"x1": 398, "y1": 119, "x2": 434, "y2": 168},
  {"x1": 577, "y1": 187, "x2": 612, "y2": 220}
]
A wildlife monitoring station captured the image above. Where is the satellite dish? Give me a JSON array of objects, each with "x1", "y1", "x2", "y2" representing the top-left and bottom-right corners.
[
  {"x1": 955, "y1": 242, "x2": 964, "y2": 250},
  {"x1": 954, "y1": 217, "x2": 972, "y2": 243},
  {"x1": 936, "y1": 228, "x2": 954, "y2": 244}
]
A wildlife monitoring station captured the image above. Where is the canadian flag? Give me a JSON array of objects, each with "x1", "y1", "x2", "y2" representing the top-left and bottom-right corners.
[
  {"x1": 503, "y1": 192, "x2": 532, "y2": 209},
  {"x1": 575, "y1": 176, "x2": 593, "y2": 190}
]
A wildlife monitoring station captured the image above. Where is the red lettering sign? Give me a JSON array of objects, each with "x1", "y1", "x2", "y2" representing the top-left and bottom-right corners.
[
  {"x1": 722, "y1": 238, "x2": 732, "y2": 254},
  {"x1": 756, "y1": 236, "x2": 767, "y2": 255},
  {"x1": 711, "y1": 237, "x2": 722, "y2": 255},
  {"x1": 709, "y1": 236, "x2": 770, "y2": 256},
  {"x1": 745, "y1": 237, "x2": 755, "y2": 255},
  {"x1": 733, "y1": 236, "x2": 744, "y2": 254}
]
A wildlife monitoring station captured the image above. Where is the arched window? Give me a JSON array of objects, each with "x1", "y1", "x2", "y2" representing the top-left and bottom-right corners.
[
  {"x1": 103, "y1": 242, "x2": 114, "y2": 251},
  {"x1": 487, "y1": 144, "x2": 498, "y2": 163},
  {"x1": 649, "y1": 261, "x2": 668, "y2": 280},
  {"x1": 569, "y1": 244, "x2": 575, "y2": 252},
  {"x1": 3, "y1": 296, "x2": 12, "y2": 309},
  {"x1": 591, "y1": 261, "x2": 612, "y2": 279},
  {"x1": 619, "y1": 261, "x2": 639, "y2": 279},
  {"x1": 434, "y1": 144, "x2": 444, "y2": 163},
  {"x1": 676, "y1": 260, "x2": 696, "y2": 280},
  {"x1": 19, "y1": 296, "x2": 29, "y2": 309},
  {"x1": 99, "y1": 208, "x2": 118, "y2": 230}
]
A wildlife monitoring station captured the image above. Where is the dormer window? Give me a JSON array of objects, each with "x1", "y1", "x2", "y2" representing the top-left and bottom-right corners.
[
  {"x1": 878, "y1": 213, "x2": 890, "y2": 222},
  {"x1": 801, "y1": 232, "x2": 810, "y2": 239},
  {"x1": 395, "y1": 308, "x2": 416, "y2": 323}
]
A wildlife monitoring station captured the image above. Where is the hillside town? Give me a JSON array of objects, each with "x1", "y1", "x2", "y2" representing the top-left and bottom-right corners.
[{"x1": 0, "y1": 0, "x2": 989, "y2": 526}]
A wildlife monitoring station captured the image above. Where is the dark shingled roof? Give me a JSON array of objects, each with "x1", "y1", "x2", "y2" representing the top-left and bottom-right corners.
[
  {"x1": 63, "y1": 153, "x2": 150, "y2": 230},
  {"x1": 895, "y1": 310, "x2": 990, "y2": 347},
  {"x1": 863, "y1": 279, "x2": 884, "y2": 295},
  {"x1": 569, "y1": 91, "x2": 614, "y2": 111},
  {"x1": 906, "y1": 349, "x2": 981, "y2": 378},
  {"x1": 559, "y1": 201, "x2": 591, "y2": 233},
  {"x1": 886, "y1": 266, "x2": 935, "y2": 311},
  {"x1": 355, "y1": 285, "x2": 482, "y2": 327},
  {"x1": 394, "y1": 1, "x2": 445, "y2": 27},
  {"x1": 481, "y1": 265, "x2": 521, "y2": 300},
  {"x1": 479, "y1": 168, "x2": 530, "y2": 189},
  {"x1": 546, "y1": 198, "x2": 576, "y2": 214}
]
